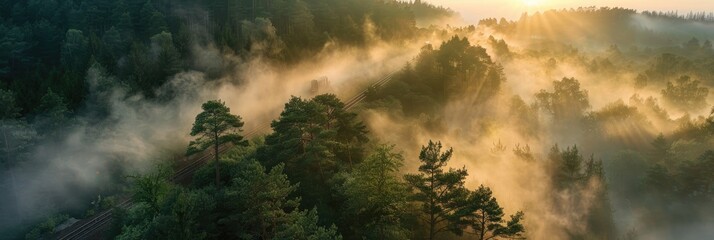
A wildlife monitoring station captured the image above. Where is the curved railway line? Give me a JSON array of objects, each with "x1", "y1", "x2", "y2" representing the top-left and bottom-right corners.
[{"x1": 54, "y1": 70, "x2": 398, "y2": 240}]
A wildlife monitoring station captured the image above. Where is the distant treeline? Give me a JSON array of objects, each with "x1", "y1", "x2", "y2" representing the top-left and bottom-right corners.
[
  {"x1": 479, "y1": 7, "x2": 714, "y2": 47},
  {"x1": 641, "y1": 10, "x2": 714, "y2": 23}
]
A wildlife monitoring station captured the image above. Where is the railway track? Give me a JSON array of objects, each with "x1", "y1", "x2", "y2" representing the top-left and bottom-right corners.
[{"x1": 54, "y1": 70, "x2": 398, "y2": 240}]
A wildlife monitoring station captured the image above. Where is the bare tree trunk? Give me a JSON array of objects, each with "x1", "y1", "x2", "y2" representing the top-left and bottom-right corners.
[
  {"x1": 3, "y1": 127, "x2": 20, "y2": 219},
  {"x1": 214, "y1": 132, "x2": 221, "y2": 188},
  {"x1": 429, "y1": 213, "x2": 436, "y2": 240},
  {"x1": 9, "y1": 168, "x2": 20, "y2": 219},
  {"x1": 347, "y1": 141, "x2": 353, "y2": 169},
  {"x1": 252, "y1": 0, "x2": 256, "y2": 19},
  {"x1": 316, "y1": 156, "x2": 325, "y2": 182},
  {"x1": 480, "y1": 214, "x2": 487, "y2": 240},
  {"x1": 428, "y1": 171, "x2": 436, "y2": 240}
]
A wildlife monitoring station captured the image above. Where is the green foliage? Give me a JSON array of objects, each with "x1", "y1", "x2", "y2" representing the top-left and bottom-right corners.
[
  {"x1": 368, "y1": 36, "x2": 504, "y2": 116},
  {"x1": 462, "y1": 185, "x2": 525, "y2": 240},
  {"x1": 60, "y1": 29, "x2": 89, "y2": 73},
  {"x1": 0, "y1": 0, "x2": 450, "y2": 117},
  {"x1": 482, "y1": 7, "x2": 714, "y2": 48},
  {"x1": 0, "y1": 25, "x2": 33, "y2": 76},
  {"x1": 404, "y1": 140, "x2": 469, "y2": 240},
  {"x1": 221, "y1": 159, "x2": 300, "y2": 238},
  {"x1": 273, "y1": 208, "x2": 342, "y2": 240},
  {"x1": 339, "y1": 144, "x2": 410, "y2": 239},
  {"x1": 536, "y1": 77, "x2": 590, "y2": 122},
  {"x1": 24, "y1": 214, "x2": 70, "y2": 240},
  {"x1": 217, "y1": 158, "x2": 341, "y2": 239},
  {"x1": 148, "y1": 31, "x2": 181, "y2": 91},
  {"x1": 191, "y1": 139, "x2": 262, "y2": 188},
  {"x1": 260, "y1": 94, "x2": 364, "y2": 170},
  {"x1": 118, "y1": 152, "x2": 341, "y2": 240},
  {"x1": 661, "y1": 75, "x2": 709, "y2": 111},
  {"x1": 257, "y1": 94, "x2": 368, "y2": 224},
  {"x1": 33, "y1": 88, "x2": 71, "y2": 137},
  {"x1": 646, "y1": 150, "x2": 714, "y2": 203},
  {"x1": 646, "y1": 53, "x2": 694, "y2": 82},
  {"x1": 188, "y1": 100, "x2": 247, "y2": 187},
  {"x1": 676, "y1": 151, "x2": 714, "y2": 201},
  {"x1": 547, "y1": 145, "x2": 615, "y2": 238},
  {"x1": 651, "y1": 133, "x2": 672, "y2": 164},
  {"x1": 549, "y1": 145, "x2": 587, "y2": 189},
  {"x1": 487, "y1": 35, "x2": 511, "y2": 59},
  {"x1": 118, "y1": 187, "x2": 216, "y2": 240},
  {"x1": 129, "y1": 166, "x2": 172, "y2": 215},
  {"x1": 606, "y1": 151, "x2": 649, "y2": 199},
  {"x1": 508, "y1": 95, "x2": 540, "y2": 137},
  {"x1": 0, "y1": 89, "x2": 21, "y2": 119}
]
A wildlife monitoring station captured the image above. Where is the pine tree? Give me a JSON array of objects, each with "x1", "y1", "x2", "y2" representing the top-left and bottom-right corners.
[
  {"x1": 33, "y1": 88, "x2": 71, "y2": 137},
  {"x1": 404, "y1": 140, "x2": 469, "y2": 240},
  {"x1": 188, "y1": 100, "x2": 247, "y2": 188},
  {"x1": 463, "y1": 185, "x2": 525, "y2": 240},
  {"x1": 340, "y1": 144, "x2": 410, "y2": 239}
]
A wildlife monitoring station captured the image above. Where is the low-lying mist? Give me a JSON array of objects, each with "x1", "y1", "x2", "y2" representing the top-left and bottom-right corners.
[
  {"x1": 3, "y1": 3, "x2": 714, "y2": 239},
  {"x1": 358, "y1": 17, "x2": 714, "y2": 238},
  {"x1": 0, "y1": 25, "x2": 432, "y2": 231}
]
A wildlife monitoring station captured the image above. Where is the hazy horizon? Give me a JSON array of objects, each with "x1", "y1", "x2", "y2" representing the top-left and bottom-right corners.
[{"x1": 427, "y1": 0, "x2": 714, "y2": 22}]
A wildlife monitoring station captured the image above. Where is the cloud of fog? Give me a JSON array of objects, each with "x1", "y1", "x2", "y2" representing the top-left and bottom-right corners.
[
  {"x1": 631, "y1": 14, "x2": 714, "y2": 42},
  {"x1": 0, "y1": 16, "x2": 430, "y2": 231},
  {"x1": 362, "y1": 93, "x2": 609, "y2": 239},
  {"x1": 360, "y1": 21, "x2": 714, "y2": 238},
  {"x1": 3, "y1": 4, "x2": 713, "y2": 239}
]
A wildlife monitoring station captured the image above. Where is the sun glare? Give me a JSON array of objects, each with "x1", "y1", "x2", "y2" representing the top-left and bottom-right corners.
[{"x1": 523, "y1": 0, "x2": 542, "y2": 7}]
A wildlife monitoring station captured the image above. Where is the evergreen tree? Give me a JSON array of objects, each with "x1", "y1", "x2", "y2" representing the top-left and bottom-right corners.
[
  {"x1": 462, "y1": 185, "x2": 525, "y2": 240},
  {"x1": 339, "y1": 144, "x2": 410, "y2": 239},
  {"x1": 221, "y1": 159, "x2": 300, "y2": 239},
  {"x1": 149, "y1": 31, "x2": 181, "y2": 90},
  {"x1": 404, "y1": 140, "x2": 469, "y2": 240},
  {"x1": 188, "y1": 100, "x2": 247, "y2": 188},
  {"x1": 33, "y1": 88, "x2": 71, "y2": 137},
  {"x1": 0, "y1": 89, "x2": 21, "y2": 119},
  {"x1": 220, "y1": 158, "x2": 341, "y2": 239},
  {"x1": 60, "y1": 29, "x2": 89, "y2": 73},
  {"x1": 651, "y1": 133, "x2": 671, "y2": 164},
  {"x1": 119, "y1": 168, "x2": 215, "y2": 240},
  {"x1": 102, "y1": 27, "x2": 125, "y2": 61},
  {"x1": 549, "y1": 145, "x2": 585, "y2": 189},
  {"x1": 273, "y1": 208, "x2": 342, "y2": 240},
  {"x1": 257, "y1": 94, "x2": 368, "y2": 231}
]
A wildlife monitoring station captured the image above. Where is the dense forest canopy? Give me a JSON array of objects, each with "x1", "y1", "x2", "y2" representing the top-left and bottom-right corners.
[
  {"x1": 1, "y1": 1, "x2": 714, "y2": 240},
  {"x1": 0, "y1": 0, "x2": 454, "y2": 115}
]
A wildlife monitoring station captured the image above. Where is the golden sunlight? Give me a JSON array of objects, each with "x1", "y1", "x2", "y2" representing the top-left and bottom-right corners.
[{"x1": 523, "y1": 0, "x2": 542, "y2": 7}]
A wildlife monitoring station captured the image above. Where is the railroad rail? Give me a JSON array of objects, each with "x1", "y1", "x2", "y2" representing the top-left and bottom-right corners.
[{"x1": 54, "y1": 70, "x2": 398, "y2": 240}]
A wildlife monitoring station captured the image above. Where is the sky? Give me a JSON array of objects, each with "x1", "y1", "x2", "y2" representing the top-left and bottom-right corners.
[{"x1": 426, "y1": 0, "x2": 714, "y2": 23}]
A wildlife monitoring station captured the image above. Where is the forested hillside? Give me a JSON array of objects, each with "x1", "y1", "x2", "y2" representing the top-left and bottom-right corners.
[
  {"x1": 2, "y1": 2, "x2": 714, "y2": 240},
  {"x1": 0, "y1": 0, "x2": 454, "y2": 238},
  {"x1": 0, "y1": 0, "x2": 451, "y2": 113}
]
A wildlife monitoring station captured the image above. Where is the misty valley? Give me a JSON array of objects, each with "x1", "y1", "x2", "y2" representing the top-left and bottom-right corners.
[{"x1": 1, "y1": 0, "x2": 714, "y2": 239}]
